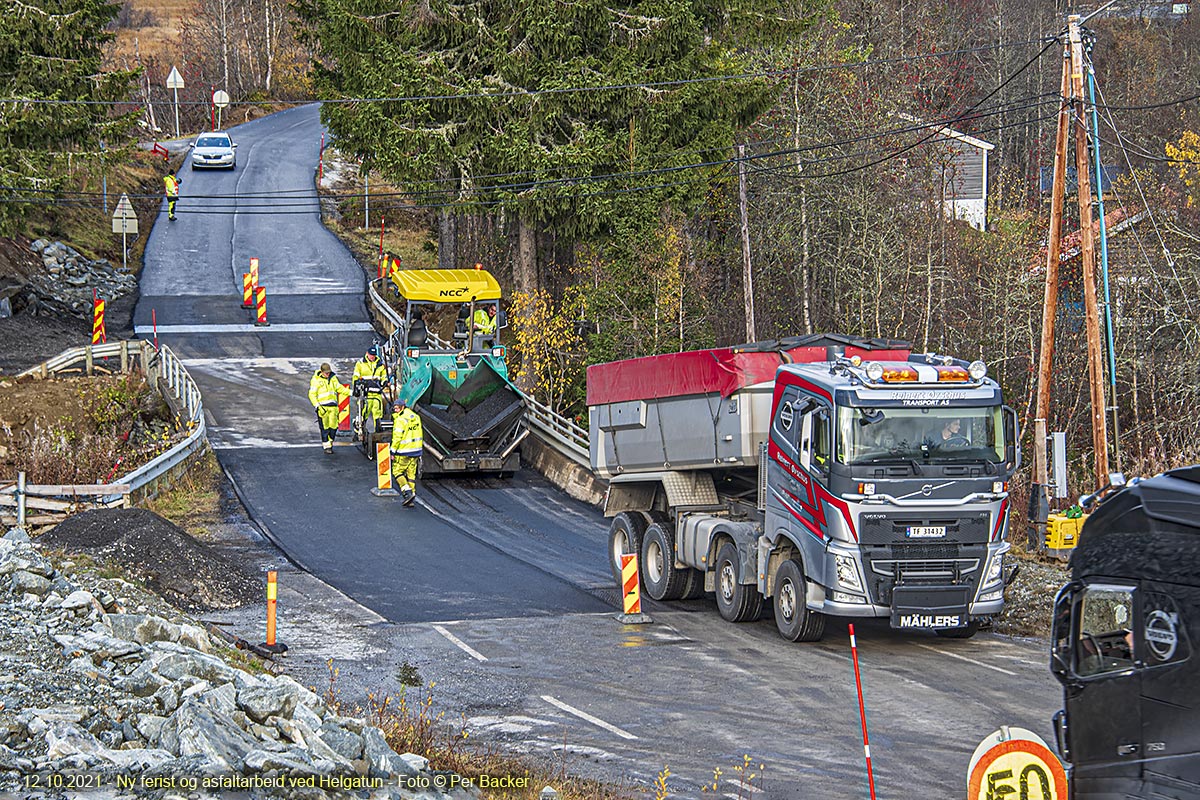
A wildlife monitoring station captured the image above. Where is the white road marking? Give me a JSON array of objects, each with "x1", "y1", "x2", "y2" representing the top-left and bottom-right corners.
[
  {"x1": 914, "y1": 643, "x2": 1017, "y2": 676},
  {"x1": 432, "y1": 625, "x2": 488, "y2": 662},
  {"x1": 540, "y1": 695, "x2": 638, "y2": 740},
  {"x1": 134, "y1": 322, "x2": 374, "y2": 334}
]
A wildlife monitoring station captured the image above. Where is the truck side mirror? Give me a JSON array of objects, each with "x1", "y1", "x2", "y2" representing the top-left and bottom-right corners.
[{"x1": 1002, "y1": 405, "x2": 1021, "y2": 470}]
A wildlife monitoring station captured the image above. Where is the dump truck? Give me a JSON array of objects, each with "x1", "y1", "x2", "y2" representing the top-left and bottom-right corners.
[
  {"x1": 1050, "y1": 466, "x2": 1200, "y2": 799},
  {"x1": 365, "y1": 267, "x2": 526, "y2": 475},
  {"x1": 590, "y1": 334, "x2": 1021, "y2": 641}
]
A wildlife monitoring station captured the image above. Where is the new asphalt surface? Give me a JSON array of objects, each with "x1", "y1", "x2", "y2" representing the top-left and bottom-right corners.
[{"x1": 136, "y1": 105, "x2": 1064, "y2": 798}]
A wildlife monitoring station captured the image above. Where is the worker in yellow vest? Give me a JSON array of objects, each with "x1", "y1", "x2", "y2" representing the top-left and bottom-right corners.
[
  {"x1": 351, "y1": 345, "x2": 389, "y2": 437},
  {"x1": 389, "y1": 399, "x2": 423, "y2": 507},
  {"x1": 163, "y1": 170, "x2": 181, "y2": 221},
  {"x1": 308, "y1": 362, "x2": 343, "y2": 454}
]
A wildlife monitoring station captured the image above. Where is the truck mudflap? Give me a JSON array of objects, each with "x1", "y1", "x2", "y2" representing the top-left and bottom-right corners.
[{"x1": 889, "y1": 586, "x2": 971, "y2": 629}]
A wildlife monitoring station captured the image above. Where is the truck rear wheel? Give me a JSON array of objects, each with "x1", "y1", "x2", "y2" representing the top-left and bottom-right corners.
[
  {"x1": 641, "y1": 522, "x2": 687, "y2": 601},
  {"x1": 773, "y1": 559, "x2": 826, "y2": 642},
  {"x1": 608, "y1": 512, "x2": 646, "y2": 587},
  {"x1": 715, "y1": 541, "x2": 762, "y2": 622},
  {"x1": 680, "y1": 568, "x2": 706, "y2": 600}
]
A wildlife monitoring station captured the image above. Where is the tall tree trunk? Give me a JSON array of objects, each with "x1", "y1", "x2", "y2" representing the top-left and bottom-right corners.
[
  {"x1": 437, "y1": 209, "x2": 457, "y2": 270},
  {"x1": 516, "y1": 215, "x2": 538, "y2": 295},
  {"x1": 263, "y1": 0, "x2": 274, "y2": 91}
]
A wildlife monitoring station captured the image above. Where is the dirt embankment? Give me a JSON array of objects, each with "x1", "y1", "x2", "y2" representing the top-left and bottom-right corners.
[{"x1": 0, "y1": 373, "x2": 179, "y2": 484}]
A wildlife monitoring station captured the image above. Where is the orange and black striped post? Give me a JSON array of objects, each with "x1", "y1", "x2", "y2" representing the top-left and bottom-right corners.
[
  {"x1": 242, "y1": 273, "x2": 253, "y2": 307},
  {"x1": 616, "y1": 553, "x2": 651, "y2": 624},
  {"x1": 266, "y1": 570, "x2": 277, "y2": 645},
  {"x1": 91, "y1": 292, "x2": 106, "y2": 344},
  {"x1": 371, "y1": 443, "x2": 399, "y2": 496},
  {"x1": 254, "y1": 286, "x2": 269, "y2": 326},
  {"x1": 260, "y1": 569, "x2": 288, "y2": 654}
]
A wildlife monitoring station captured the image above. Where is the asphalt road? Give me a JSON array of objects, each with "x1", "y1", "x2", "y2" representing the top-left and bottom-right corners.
[{"x1": 136, "y1": 105, "x2": 1063, "y2": 799}]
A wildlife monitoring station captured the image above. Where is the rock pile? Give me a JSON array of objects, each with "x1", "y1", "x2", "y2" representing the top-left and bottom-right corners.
[
  {"x1": 20, "y1": 240, "x2": 138, "y2": 319},
  {"x1": 0, "y1": 527, "x2": 475, "y2": 799}
]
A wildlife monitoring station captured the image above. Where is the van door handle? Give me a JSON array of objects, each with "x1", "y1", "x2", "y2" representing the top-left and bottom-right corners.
[{"x1": 1116, "y1": 743, "x2": 1139, "y2": 757}]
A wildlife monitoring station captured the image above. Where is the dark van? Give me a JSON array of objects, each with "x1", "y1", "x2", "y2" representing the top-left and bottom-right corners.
[{"x1": 1050, "y1": 465, "x2": 1200, "y2": 799}]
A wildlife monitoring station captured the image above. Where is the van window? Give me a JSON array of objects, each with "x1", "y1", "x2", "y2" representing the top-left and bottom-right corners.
[{"x1": 1075, "y1": 585, "x2": 1136, "y2": 678}]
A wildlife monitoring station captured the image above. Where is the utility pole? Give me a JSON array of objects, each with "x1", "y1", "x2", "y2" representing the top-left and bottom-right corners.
[
  {"x1": 1031, "y1": 42, "x2": 1072, "y2": 546},
  {"x1": 1069, "y1": 14, "x2": 1110, "y2": 488},
  {"x1": 1031, "y1": 13, "x2": 1112, "y2": 546},
  {"x1": 737, "y1": 143, "x2": 756, "y2": 342}
]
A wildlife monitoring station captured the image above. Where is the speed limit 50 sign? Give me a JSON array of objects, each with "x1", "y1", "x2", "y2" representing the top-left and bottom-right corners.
[{"x1": 967, "y1": 727, "x2": 1068, "y2": 800}]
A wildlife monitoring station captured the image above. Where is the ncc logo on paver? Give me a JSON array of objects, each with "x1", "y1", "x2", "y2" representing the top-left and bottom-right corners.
[{"x1": 439, "y1": 287, "x2": 469, "y2": 297}]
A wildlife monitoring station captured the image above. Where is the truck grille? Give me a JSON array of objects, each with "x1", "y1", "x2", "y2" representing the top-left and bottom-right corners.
[
  {"x1": 869, "y1": 558, "x2": 980, "y2": 580},
  {"x1": 858, "y1": 514, "x2": 990, "y2": 545}
]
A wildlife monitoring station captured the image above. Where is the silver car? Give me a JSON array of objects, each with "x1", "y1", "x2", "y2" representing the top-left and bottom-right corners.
[{"x1": 189, "y1": 132, "x2": 237, "y2": 170}]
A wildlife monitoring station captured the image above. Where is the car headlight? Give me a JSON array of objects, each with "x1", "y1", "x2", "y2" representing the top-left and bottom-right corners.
[
  {"x1": 978, "y1": 588, "x2": 1004, "y2": 603},
  {"x1": 833, "y1": 591, "x2": 867, "y2": 604},
  {"x1": 834, "y1": 554, "x2": 863, "y2": 592},
  {"x1": 983, "y1": 554, "x2": 1003, "y2": 587}
]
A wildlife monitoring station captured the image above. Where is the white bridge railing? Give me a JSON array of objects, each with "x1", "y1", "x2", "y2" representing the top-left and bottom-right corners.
[{"x1": 7, "y1": 340, "x2": 208, "y2": 525}]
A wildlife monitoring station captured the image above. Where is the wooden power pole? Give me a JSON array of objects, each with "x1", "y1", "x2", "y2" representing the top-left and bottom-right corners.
[
  {"x1": 1032, "y1": 13, "x2": 1112, "y2": 544},
  {"x1": 737, "y1": 143, "x2": 757, "y2": 343}
]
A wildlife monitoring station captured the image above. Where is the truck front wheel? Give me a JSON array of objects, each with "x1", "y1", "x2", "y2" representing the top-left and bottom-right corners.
[
  {"x1": 641, "y1": 523, "x2": 687, "y2": 601},
  {"x1": 773, "y1": 559, "x2": 826, "y2": 642},
  {"x1": 608, "y1": 512, "x2": 646, "y2": 587},
  {"x1": 715, "y1": 541, "x2": 762, "y2": 622}
]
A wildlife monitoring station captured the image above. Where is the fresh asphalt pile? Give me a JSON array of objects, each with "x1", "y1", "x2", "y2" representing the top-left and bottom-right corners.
[
  {"x1": 40, "y1": 509, "x2": 260, "y2": 612},
  {"x1": 0, "y1": 523, "x2": 478, "y2": 799}
]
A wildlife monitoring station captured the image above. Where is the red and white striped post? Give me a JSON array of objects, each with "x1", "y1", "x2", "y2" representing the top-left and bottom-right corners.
[
  {"x1": 848, "y1": 624, "x2": 877, "y2": 800},
  {"x1": 318, "y1": 133, "x2": 325, "y2": 181},
  {"x1": 151, "y1": 308, "x2": 159, "y2": 349}
]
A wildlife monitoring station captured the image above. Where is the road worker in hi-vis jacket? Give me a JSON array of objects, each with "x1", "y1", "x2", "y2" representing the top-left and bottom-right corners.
[
  {"x1": 351, "y1": 345, "x2": 389, "y2": 437},
  {"x1": 389, "y1": 399, "x2": 423, "y2": 506},
  {"x1": 308, "y1": 362, "x2": 344, "y2": 454}
]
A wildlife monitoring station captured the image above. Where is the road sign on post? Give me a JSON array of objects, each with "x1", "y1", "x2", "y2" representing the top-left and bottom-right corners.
[
  {"x1": 166, "y1": 66, "x2": 184, "y2": 139},
  {"x1": 111, "y1": 193, "x2": 138, "y2": 272},
  {"x1": 967, "y1": 727, "x2": 1068, "y2": 800},
  {"x1": 212, "y1": 89, "x2": 230, "y2": 130}
]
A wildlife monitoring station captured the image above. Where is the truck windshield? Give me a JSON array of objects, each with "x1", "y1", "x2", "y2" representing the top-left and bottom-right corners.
[{"x1": 836, "y1": 406, "x2": 1005, "y2": 465}]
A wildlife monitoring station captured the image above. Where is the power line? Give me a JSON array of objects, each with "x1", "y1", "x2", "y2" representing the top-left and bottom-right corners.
[{"x1": 0, "y1": 39, "x2": 1052, "y2": 107}]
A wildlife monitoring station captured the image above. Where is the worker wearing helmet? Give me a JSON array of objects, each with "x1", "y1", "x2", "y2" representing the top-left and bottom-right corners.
[
  {"x1": 389, "y1": 399, "x2": 423, "y2": 507},
  {"x1": 308, "y1": 362, "x2": 343, "y2": 454},
  {"x1": 163, "y1": 170, "x2": 181, "y2": 221},
  {"x1": 351, "y1": 345, "x2": 389, "y2": 437},
  {"x1": 472, "y1": 303, "x2": 498, "y2": 336}
]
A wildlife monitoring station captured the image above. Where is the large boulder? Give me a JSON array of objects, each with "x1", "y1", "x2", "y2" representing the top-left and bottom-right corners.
[
  {"x1": 106, "y1": 614, "x2": 181, "y2": 645},
  {"x1": 154, "y1": 698, "x2": 259, "y2": 773}
]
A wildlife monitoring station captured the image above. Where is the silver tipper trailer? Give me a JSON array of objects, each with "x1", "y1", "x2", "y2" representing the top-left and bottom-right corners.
[{"x1": 589, "y1": 335, "x2": 1021, "y2": 642}]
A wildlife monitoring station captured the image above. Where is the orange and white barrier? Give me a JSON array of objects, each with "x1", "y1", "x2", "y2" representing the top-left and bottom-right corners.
[
  {"x1": 617, "y1": 553, "x2": 651, "y2": 623},
  {"x1": 254, "y1": 286, "x2": 268, "y2": 326},
  {"x1": 371, "y1": 443, "x2": 399, "y2": 496},
  {"x1": 91, "y1": 294, "x2": 106, "y2": 344},
  {"x1": 337, "y1": 386, "x2": 351, "y2": 432}
]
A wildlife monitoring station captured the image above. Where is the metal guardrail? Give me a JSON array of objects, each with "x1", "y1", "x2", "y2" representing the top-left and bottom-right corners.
[
  {"x1": 11, "y1": 340, "x2": 208, "y2": 518},
  {"x1": 367, "y1": 278, "x2": 591, "y2": 467}
]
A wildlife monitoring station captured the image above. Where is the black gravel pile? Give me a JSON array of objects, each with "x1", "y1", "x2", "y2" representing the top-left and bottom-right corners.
[
  {"x1": 420, "y1": 386, "x2": 523, "y2": 440},
  {"x1": 39, "y1": 508, "x2": 261, "y2": 611}
]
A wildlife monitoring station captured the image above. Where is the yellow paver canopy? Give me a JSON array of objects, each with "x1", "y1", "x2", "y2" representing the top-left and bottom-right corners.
[{"x1": 390, "y1": 268, "x2": 502, "y2": 303}]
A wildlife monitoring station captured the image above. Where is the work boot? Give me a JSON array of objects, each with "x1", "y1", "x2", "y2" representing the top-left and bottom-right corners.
[
  {"x1": 400, "y1": 487, "x2": 415, "y2": 506},
  {"x1": 323, "y1": 442, "x2": 333, "y2": 455}
]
